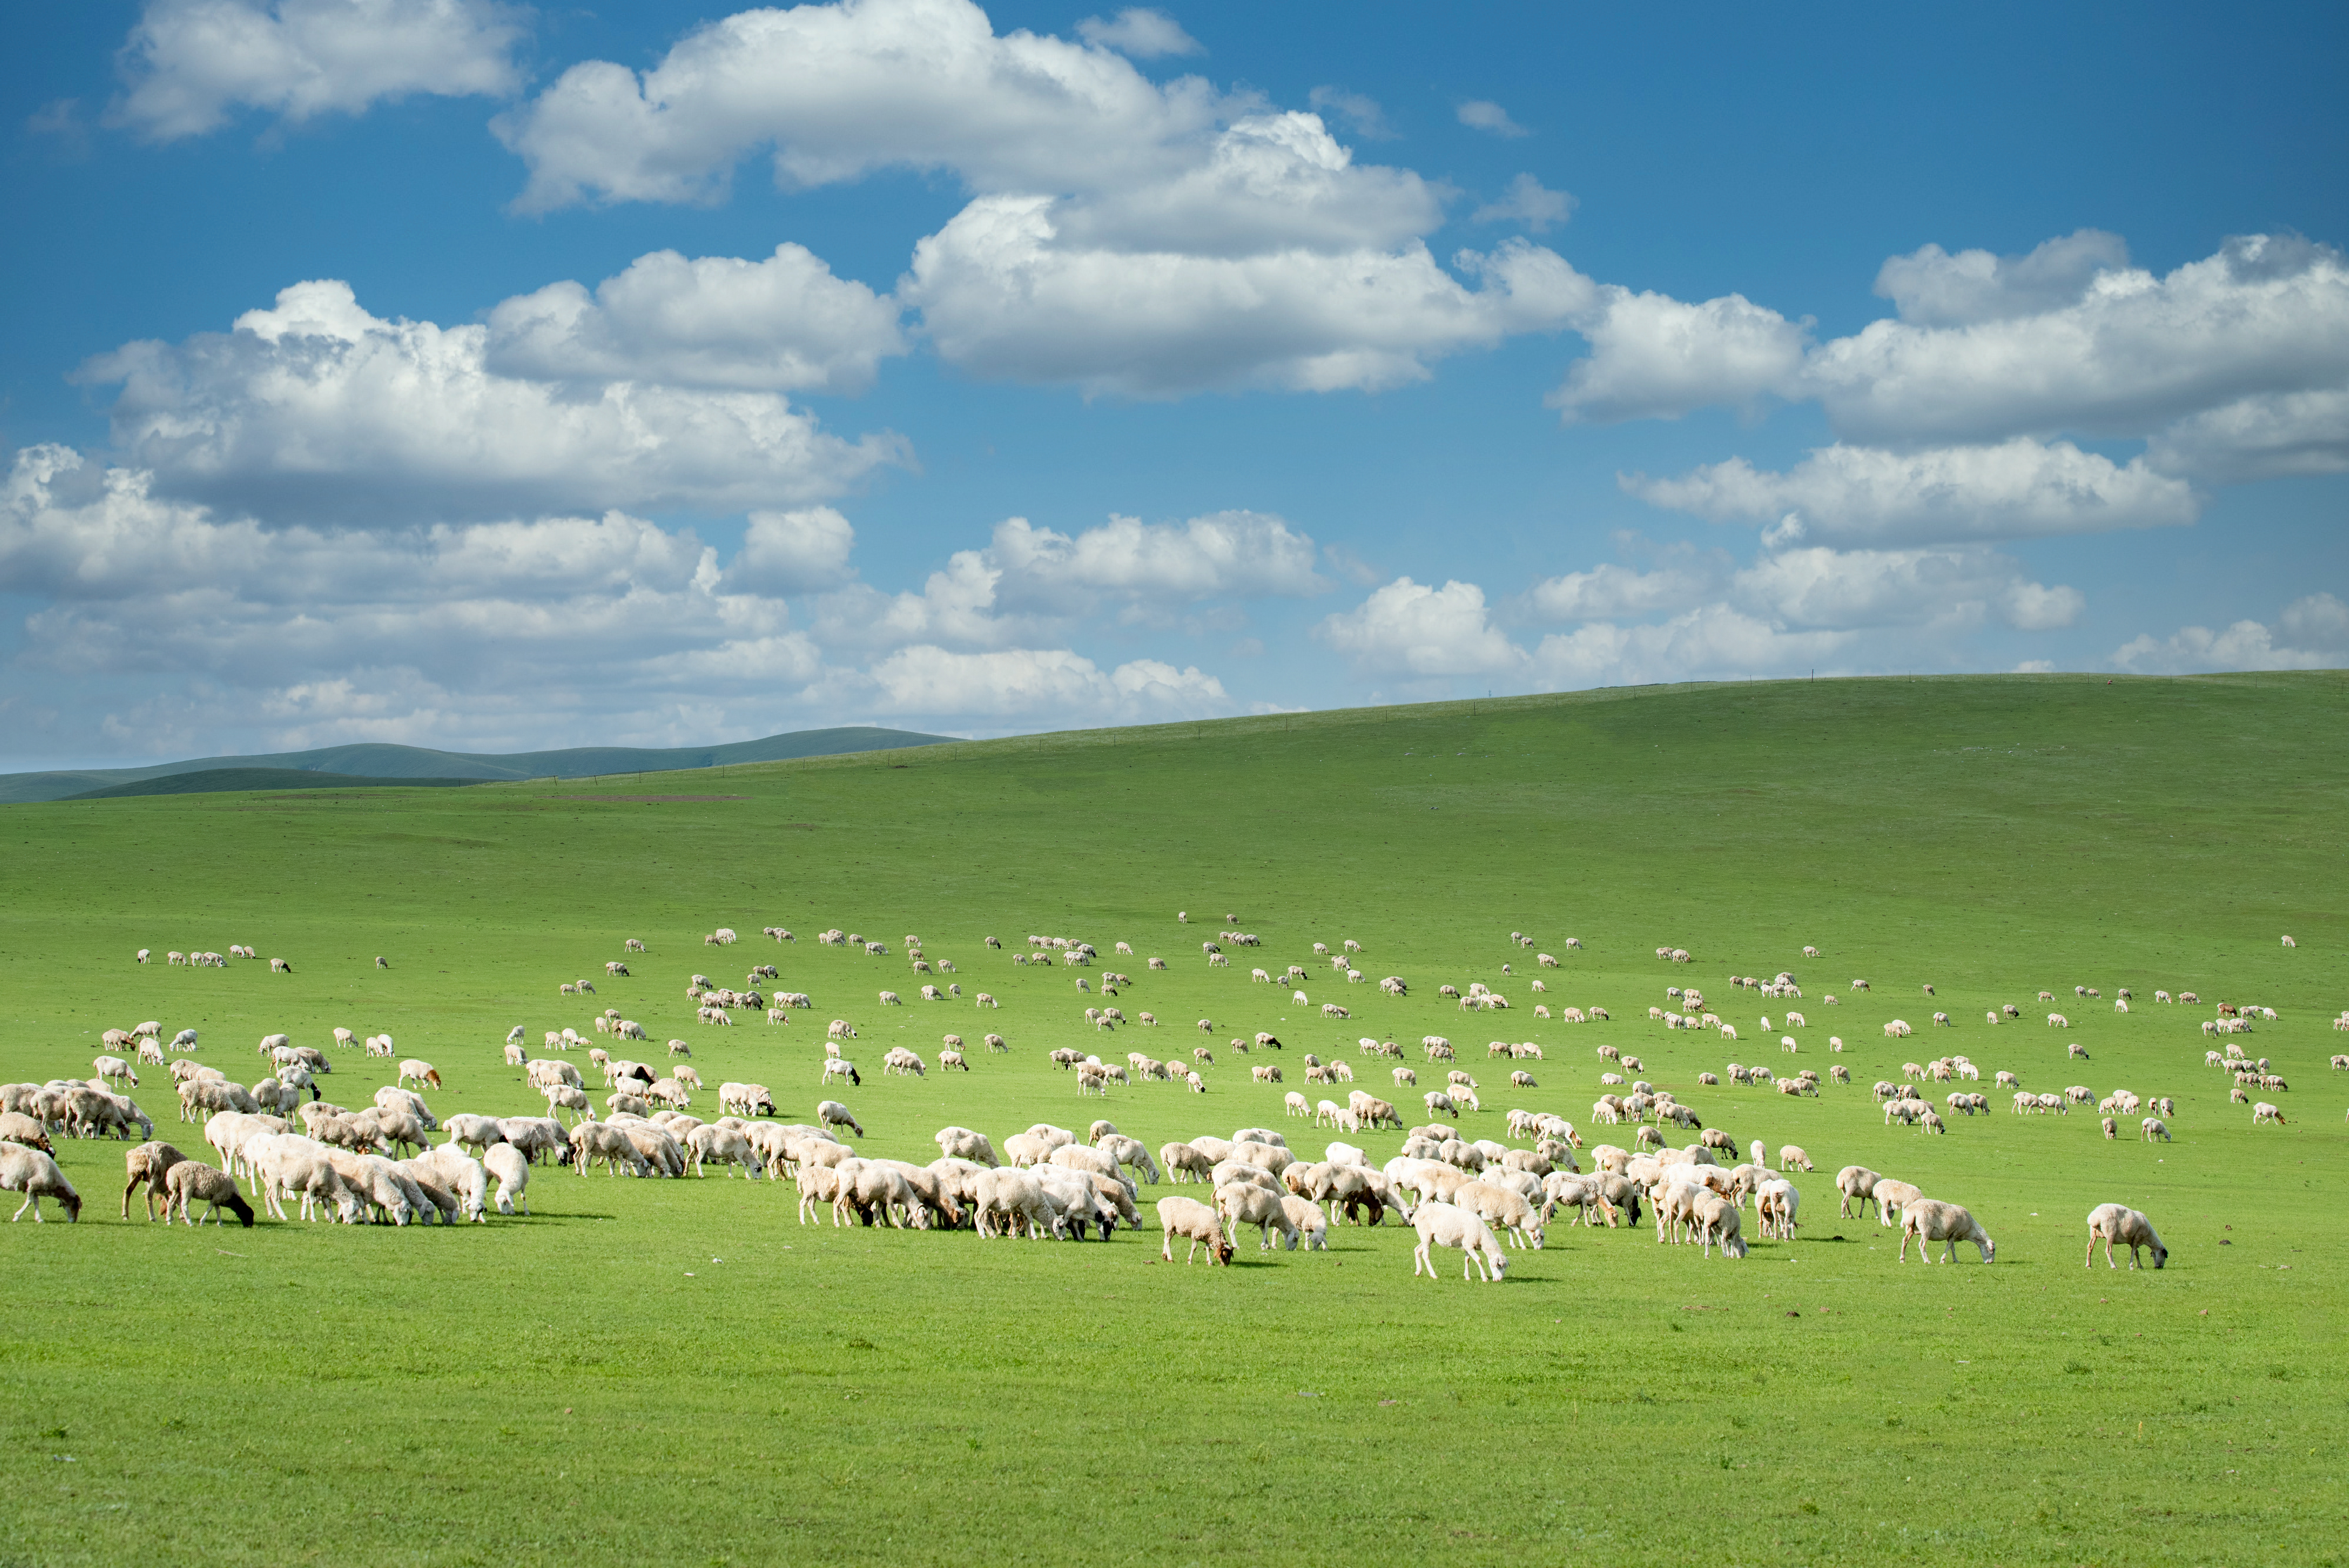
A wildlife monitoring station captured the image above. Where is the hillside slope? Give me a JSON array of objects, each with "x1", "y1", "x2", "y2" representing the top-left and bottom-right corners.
[{"x1": 0, "y1": 724, "x2": 951, "y2": 803}]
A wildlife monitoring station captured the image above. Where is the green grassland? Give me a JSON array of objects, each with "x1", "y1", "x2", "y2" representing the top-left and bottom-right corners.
[{"x1": 3, "y1": 672, "x2": 2346, "y2": 1568}]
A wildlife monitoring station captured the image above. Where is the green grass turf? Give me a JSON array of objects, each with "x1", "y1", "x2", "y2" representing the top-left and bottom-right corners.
[{"x1": 3, "y1": 671, "x2": 2346, "y2": 1567}]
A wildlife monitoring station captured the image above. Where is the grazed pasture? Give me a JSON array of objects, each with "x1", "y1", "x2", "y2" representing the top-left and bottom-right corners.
[{"x1": 4, "y1": 673, "x2": 2345, "y2": 1567}]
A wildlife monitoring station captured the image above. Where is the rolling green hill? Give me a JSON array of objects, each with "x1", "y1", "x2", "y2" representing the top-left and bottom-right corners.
[
  {"x1": 63, "y1": 767, "x2": 488, "y2": 799},
  {"x1": 2, "y1": 671, "x2": 2343, "y2": 1568},
  {"x1": 0, "y1": 723, "x2": 951, "y2": 803}
]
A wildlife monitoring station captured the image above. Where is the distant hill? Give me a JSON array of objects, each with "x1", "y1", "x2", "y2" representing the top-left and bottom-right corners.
[
  {"x1": 63, "y1": 769, "x2": 488, "y2": 800},
  {"x1": 0, "y1": 726, "x2": 951, "y2": 805}
]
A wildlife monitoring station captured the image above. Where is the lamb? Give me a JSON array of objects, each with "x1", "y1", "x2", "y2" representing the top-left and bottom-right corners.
[
  {"x1": 818, "y1": 1100, "x2": 865, "y2": 1138},
  {"x1": 396, "y1": 1059, "x2": 443, "y2": 1091},
  {"x1": 2141, "y1": 1117, "x2": 2170, "y2": 1142},
  {"x1": 2078, "y1": 1200, "x2": 2169, "y2": 1269},
  {"x1": 1899, "y1": 1198, "x2": 1995, "y2": 1262},
  {"x1": 1410, "y1": 1200, "x2": 1509, "y2": 1282},
  {"x1": 1157, "y1": 1195, "x2": 1235, "y2": 1263},
  {"x1": 2252, "y1": 1102, "x2": 2286, "y2": 1125},
  {"x1": 163, "y1": 1159, "x2": 255, "y2": 1226}
]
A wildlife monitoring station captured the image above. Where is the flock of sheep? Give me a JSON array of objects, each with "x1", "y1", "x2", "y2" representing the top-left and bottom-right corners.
[{"x1": 2, "y1": 920, "x2": 2327, "y2": 1290}]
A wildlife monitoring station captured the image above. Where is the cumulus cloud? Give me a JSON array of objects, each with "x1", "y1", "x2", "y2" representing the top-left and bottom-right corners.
[
  {"x1": 1075, "y1": 7, "x2": 1201, "y2": 58},
  {"x1": 493, "y1": 0, "x2": 1220, "y2": 211},
  {"x1": 1314, "y1": 577, "x2": 1524, "y2": 678},
  {"x1": 485, "y1": 244, "x2": 907, "y2": 395},
  {"x1": 493, "y1": 3, "x2": 1610, "y2": 398},
  {"x1": 1808, "y1": 233, "x2": 2349, "y2": 449},
  {"x1": 80, "y1": 279, "x2": 907, "y2": 523},
  {"x1": 1528, "y1": 605, "x2": 1847, "y2": 688},
  {"x1": 1473, "y1": 173, "x2": 1574, "y2": 233},
  {"x1": 1525, "y1": 535, "x2": 2082, "y2": 635},
  {"x1": 112, "y1": 0, "x2": 525, "y2": 141},
  {"x1": 1873, "y1": 229, "x2": 2131, "y2": 327},
  {"x1": 860, "y1": 646, "x2": 1227, "y2": 720},
  {"x1": 1548, "y1": 286, "x2": 1810, "y2": 423},
  {"x1": 2, "y1": 442, "x2": 1251, "y2": 759},
  {"x1": 1731, "y1": 546, "x2": 2082, "y2": 632},
  {"x1": 2111, "y1": 591, "x2": 2349, "y2": 675},
  {"x1": 1522, "y1": 551, "x2": 1732, "y2": 621},
  {"x1": 2144, "y1": 389, "x2": 2349, "y2": 483},
  {"x1": 814, "y1": 509, "x2": 1324, "y2": 649},
  {"x1": 906, "y1": 203, "x2": 1591, "y2": 395},
  {"x1": 2112, "y1": 616, "x2": 2338, "y2": 674},
  {"x1": 1626, "y1": 438, "x2": 2199, "y2": 547},
  {"x1": 722, "y1": 507, "x2": 858, "y2": 596},
  {"x1": 1456, "y1": 100, "x2": 1526, "y2": 137}
]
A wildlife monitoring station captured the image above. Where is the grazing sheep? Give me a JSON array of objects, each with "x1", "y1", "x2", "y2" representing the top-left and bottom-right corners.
[
  {"x1": 2, "y1": 1144, "x2": 82, "y2": 1222},
  {"x1": 164, "y1": 1159, "x2": 255, "y2": 1227},
  {"x1": 122, "y1": 1140, "x2": 186, "y2": 1218},
  {"x1": 2252, "y1": 1102, "x2": 2285, "y2": 1125},
  {"x1": 1410, "y1": 1200, "x2": 1509, "y2": 1282},
  {"x1": 396, "y1": 1059, "x2": 443, "y2": 1091},
  {"x1": 1898, "y1": 1198, "x2": 1995, "y2": 1263},
  {"x1": 1217, "y1": 1180, "x2": 1299, "y2": 1251},
  {"x1": 1835, "y1": 1165, "x2": 1881, "y2": 1219},
  {"x1": 1158, "y1": 1195, "x2": 1235, "y2": 1264},
  {"x1": 818, "y1": 1100, "x2": 865, "y2": 1138},
  {"x1": 2085, "y1": 1202, "x2": 2165, "y2": 1269},
  {"x1": 935, "y1": 1126, "x2": 1000, "y2": 1166}
]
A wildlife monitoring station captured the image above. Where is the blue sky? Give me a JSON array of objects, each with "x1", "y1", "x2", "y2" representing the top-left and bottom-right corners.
[{"x1": 4, "y1": 0, "x2": 2345, "y2": 767}]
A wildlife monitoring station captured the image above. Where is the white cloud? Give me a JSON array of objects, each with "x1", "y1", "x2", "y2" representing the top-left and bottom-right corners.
[
  {"x1": 81, "y1": 279, "x2": 907, "y2": 522},
  {"x1": 112, "y1": 0, "x2": 525, "y2": 141},
  {"x1": 2144, "y1": 389, "x2": 2349, "y2": 483},
  {"x1": 1315, "y1": 577, "x2": 1524, "y2": 678},
  {"x1": 1075, "y1": 7, "x2": 1201, "y2": 58},
  {"x1": 906, "y1": 201, "x2": 1590, "y2": 395},
  {"x1": 1873, "y1": 229, "x2": 2131, "y2": 327},
  {"x1": 722, "y1": 507, "x2": 858, "y2": 596},
  {"x1": 485, "y1": 244, "x2": 907, "y2": 395},
  {"x1": 1306, "y1": 86, "x2": 1392, "y2": 140},
  {"x1": 1808, "y1": 233, "x2": 2349, "y2": 449},
  {"x1": 1626, "y1": 438, "x2": 2199, "y2": 547},
  {"x1": 1456, "y1": 100, "x2": 1526, "y2": 138},
  {"x1": 861, "y1": 645, "x2": 1227, "y2": 719},
  {"x1": 813, "y1": 509, "x2": 1324, "y2": 650},
  {"x1": 989, "y1": 511, "x2": 1323, "y2": 604},
  {"x1": 1473, "y1": 173, "x2": 1575, "y2": 233},
  {"x1": 493, "y1": 0, "x2": 1220, "y2": 212},
  {"x1": 2280, "y1": 592, "x2": 2349, "y2": 650},
  {"x1": 1523, "y1": 552, "x2": 1731, "y2": 621},
  {"x1": 1528, "y1": 605, "x2": 1848, "y2": 687},
  {"x1": 1548, "y1": 286, "x2": 1810, "y2": 423},
  {"x1": 1526, "y1": 535, "x2": 2083, "y2": 635},
  {"x1": 2112, "y1": 617, "x2": 2337, "y2": 674},
  {"x1": 1731, "y1": 546, "x2": 2083, "y2": 632}
]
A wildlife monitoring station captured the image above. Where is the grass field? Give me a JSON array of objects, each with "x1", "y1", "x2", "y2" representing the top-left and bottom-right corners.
[{"x1": 4, "y1": 672, "x2": 2346, "y2": 1568}]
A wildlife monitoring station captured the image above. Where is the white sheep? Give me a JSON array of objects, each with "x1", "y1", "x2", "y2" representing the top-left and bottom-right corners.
[
  {"x1": 2085, "y1": 1202, "x2": 2165, "y2": 1269},
  {"x1": 1898, "y1": 1198, "x2": 1994, "y2": 1262},
  {"x1": 1157, "y1": 1195, "x2": 1233, "y2": 1263},
  {"x1": 1410, "y1": 1200, "x2": 1509, "y2": 1281}
]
